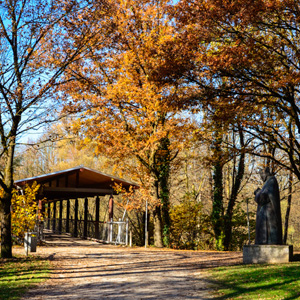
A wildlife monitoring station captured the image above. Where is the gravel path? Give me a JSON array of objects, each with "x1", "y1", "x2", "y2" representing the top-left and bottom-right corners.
[{"x1": 15, "y1": 231, "x2": 243, "y2": 300}]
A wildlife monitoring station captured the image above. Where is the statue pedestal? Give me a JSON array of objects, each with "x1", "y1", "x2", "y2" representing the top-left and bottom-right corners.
[{"x1": 243, "y1": 245, "x2": 293, "y2": 264}]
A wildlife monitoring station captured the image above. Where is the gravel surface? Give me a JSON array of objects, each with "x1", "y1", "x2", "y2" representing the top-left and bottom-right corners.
[{"x1": 14, "y1": 231, "x2": 243, "y2": 300}]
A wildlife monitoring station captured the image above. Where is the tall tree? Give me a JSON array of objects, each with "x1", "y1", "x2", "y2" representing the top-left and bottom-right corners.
[
  {"x1": 210, "y1": 117, "x2": 224, "y2": 249},
  {"x1": 197, "y1": 107, "x2": 247, "y2": 250},
  {"x1": 175, "y1": 0, "x2": 300, "y2": 180},
  {"x1": 0, "y1": 0, "x2": 94, "y2": 258},
  {"x1": 63, "y1": 0, "x2": 192, "y2": 247},
  {"x1": 173, "y1": 0, "x2": 300, "y2": 247}
]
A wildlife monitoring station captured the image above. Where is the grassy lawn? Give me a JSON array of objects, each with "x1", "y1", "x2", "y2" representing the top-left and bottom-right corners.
[
  {"x1": 210, "y1": 262, "x2": 300, "y2": 300},
  {"x1": 0, "y1": 255, "x2": 49, "y2": 300}
]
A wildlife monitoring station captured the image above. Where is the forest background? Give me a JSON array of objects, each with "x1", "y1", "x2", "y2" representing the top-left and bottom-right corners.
[{"x1": 1, "y1": 0, "x2": 300, "y2": 257}]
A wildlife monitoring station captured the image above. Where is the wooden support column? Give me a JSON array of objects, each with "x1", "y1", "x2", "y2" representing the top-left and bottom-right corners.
[
  {"x1": 37, "y1": 199, "x2": 45, "y2": 240},
  {"x1": 66, "y1": 199, "x2": 70, "y2": 233},
  {"x1": 54, "y1": 178, "x2": 59, "y2": 233},
  {"x1": 47, "y1": 202, "x2": 51, "y2": 229},
  {"x1": 59, "y1": 200, "x2": 63, "y2": 234},
  {"x1": 95, "y1": 196, "x2": 100, "y2": 239},
  {"x1": 108, "y1": 195, "x2": 114, "y2": 243},
  {"x1": 74, "y1": 170, "x2": 80, "y2": 238},
  {"x1": 108, "y1": 195, "x2": 114, "y2": 221},
  {"x1": 65, "y1": 174, "x2": 70, "y2": 233},
  {"x1": 74, "y1": 198, "x2": 78, "y2": 237},
  {"x1": 84, "y1": 197, "x2": 88, "y2": 239},
  {"x1": 38, "y1": 200, "x2": 44, "y2": 216},
  {"x1": 52, "y1": 201, "x2": 56, "y2": 232},
  {"x1": 47, "y1": 181, "x2": 52, "y2": 229}
]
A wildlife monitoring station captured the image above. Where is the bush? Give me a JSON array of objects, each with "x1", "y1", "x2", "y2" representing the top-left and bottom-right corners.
[
  {"x1": 11, "y1": 182, "x2": 43, "y2": 244},
  {"x1": 169, "y1": 197, "x2": 211, "y2": 250}
]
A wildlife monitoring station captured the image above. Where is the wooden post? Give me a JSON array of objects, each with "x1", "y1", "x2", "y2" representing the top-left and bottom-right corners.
[
  {"x1": 108, "y1": 218, "x2": 113, "y2": 243},
  {"x1": 66, "y1": 199, "x2": 70, "y2": 233},
  {"x1": 74, "y1": 198, "x2": 78, "y2": 237},
  {"x1": 65, "y1": 174, "x2": 70, "y2": 233},
  {"x1": 117, "y1": 218, "x2": 122, "y2": 244},
  {"x1": 47, "y1": 202, "x2": 51, "y2": 229},
  {"x1": 74, "y1": 172, "x2": 79, "y2": 238},
  {"x1": 59, "y1": 200, "x2": 63, "y2": 234},
  {"x1": 95, "y1": 196, "x2": 100, "y2": 239},
  {"x1": 38, "y1": 200, "x2": 43, "y2": 216},
  {"x1": 37, "y1": 200, "x2": 44, "y2": 240},
  {"x1": 108, "y1": 195, "x2": 114, "y2": 221},
  {"x1": 126, "y1": 218, "x2": 129, "y2": 246},
  {"x1": 52, "y1": 201, "x2": 56, "y2": 232},
  {"x1": 84, "y1": 197, "x2": 88, "y2": 239},
  {"x1": 48, "y1": 181, "x2": 52, "y2": 230},
  {"x1": 108, "y1": 196, "x2": 114, "y2": 243},
  {"x1": 130, "y1": 231, "x2": 132, "y2": 247}
]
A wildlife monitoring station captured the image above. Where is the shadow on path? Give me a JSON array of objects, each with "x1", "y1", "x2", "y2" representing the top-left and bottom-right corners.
[{"x1": 18, "y1": 230, "x2": 243, "y2": 300}]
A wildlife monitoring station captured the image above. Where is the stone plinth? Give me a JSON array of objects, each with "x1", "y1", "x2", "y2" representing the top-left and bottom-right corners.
[{"x1": 243, "y1": 245, "x2": 293, "y2": 264}]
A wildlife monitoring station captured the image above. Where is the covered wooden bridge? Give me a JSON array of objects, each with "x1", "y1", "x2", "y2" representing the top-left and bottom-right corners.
[{"x1": 14, "y1": 166, "x2": 139, "y2": 244}]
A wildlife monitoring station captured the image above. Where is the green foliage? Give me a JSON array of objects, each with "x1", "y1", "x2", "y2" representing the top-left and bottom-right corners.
[
  {"x1": 169, "y1": 194, "x2": 210, "y2": 250},
  {"x1": 163, "y1": 225, "x2": 170, "y2": 247},
  {"x1": 0, "y1": 256, "x2": 49, "y2": 300},
  {"x1": 229, "y1": 204, "x2": 256, "y2": 251},
  {"x1": 210, "y1": 263, "x2": 300, "y2": 299},
  {"x1": 169, "y1": 193, "x2": 255, "y2": 251},
  {"x1": 215, "y1": 231, "x2": 225, "y2": 251},
  {"x1": 213, "y1": 203, "x2": 256, "y2": 251}
]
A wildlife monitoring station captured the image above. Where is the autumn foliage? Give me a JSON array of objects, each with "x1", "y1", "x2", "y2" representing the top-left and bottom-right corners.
[
  {"x1": 0, "y1": 0, "x2": 96, "y2": 258},
  {"x1": 11, "y1": 183, "x2": 43, "y2": 243},
  {"x1": 62, "y1": 0, "x2": 195, "y2": 247},
  {"x1": 2, "y1": 0, "x2": 300, "y2": 253},
  {"x1": 0, "y1": 183, "x2": 42, "y2": 245}
]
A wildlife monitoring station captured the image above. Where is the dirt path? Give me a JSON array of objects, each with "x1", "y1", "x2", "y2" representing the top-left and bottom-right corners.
[{"x1": 15, "y1": 231, "x2": 243, "y2": 300}]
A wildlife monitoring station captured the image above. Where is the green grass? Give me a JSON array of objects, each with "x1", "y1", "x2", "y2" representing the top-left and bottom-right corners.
[
  {"x1": 0, "y1": 255, "x2": 49, "y2": 300},
  {"x1": 210, "y1": 262, "x2": 300, "y2": 300}
]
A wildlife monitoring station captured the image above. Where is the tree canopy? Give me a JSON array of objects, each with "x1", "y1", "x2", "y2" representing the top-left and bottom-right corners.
[{"x1": 2, "y1": 0, "x2": 300, "y2": 253}]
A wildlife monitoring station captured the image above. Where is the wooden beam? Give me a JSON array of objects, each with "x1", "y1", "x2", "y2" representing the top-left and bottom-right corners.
[{"x1": 43, "y1": 187, "x2": 115, "y2": 194}]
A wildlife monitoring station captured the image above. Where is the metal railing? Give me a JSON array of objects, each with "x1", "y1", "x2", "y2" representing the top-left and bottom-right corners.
[{"x1": 45, "y1": 218, "x2": 129, "y2": 245}]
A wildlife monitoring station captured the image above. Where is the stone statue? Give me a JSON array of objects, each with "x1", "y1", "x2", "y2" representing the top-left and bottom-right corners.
[{"x1": 254, "y1": 167, "x2": 283, "y2": 245}]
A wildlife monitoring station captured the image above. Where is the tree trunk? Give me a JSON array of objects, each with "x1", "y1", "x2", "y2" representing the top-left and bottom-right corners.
[
  {"x1": 157, "y1": 137, "x2": 171, "y2": 247},
  {"x1": 284, "y1": 122, "x2": 295, "y2": 244},
  {"x1": 283, "y1": 170, "x2": 293, "y2": 244},
  {"x1": 151, "y1": 179, "x2": 163, "y2": 248},
  {"x1": 0, "y1": 191, "x2": 12, "y2": 258},
  {"x1": 223, "y1": 128, "x2": 245, "y2": 250},
  {"x1": 211, "y1": 159, "x2": 224, "y2": 249},
  {"x1": 153, "y1": 205, "x2": 163, "y2": 247},
  {"x1": 0, "y1": 138, "x2": 16, "y2": 258},
  {"x1": 211, "y1": 127, "x2": 224, "y2": 250}
]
